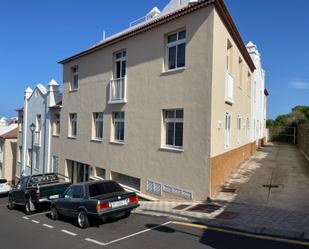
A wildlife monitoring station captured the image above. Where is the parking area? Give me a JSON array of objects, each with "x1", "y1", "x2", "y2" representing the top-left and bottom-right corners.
[{"x1": 1, "y1": 196, "x2": 309, "y2": 249}]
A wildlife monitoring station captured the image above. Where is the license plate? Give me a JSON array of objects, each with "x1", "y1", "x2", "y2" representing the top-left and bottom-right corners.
[
  {"x1": 49, "y1": 194, "x2": 60, "y2": 200},
  {"x1": 111, "y1": 199, "x2": 128, "y2": 208}
]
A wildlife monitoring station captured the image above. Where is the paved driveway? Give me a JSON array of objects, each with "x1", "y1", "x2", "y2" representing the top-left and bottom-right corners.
[{"x1": 215, "y1": 142, "x2": 309, "y2": 212}]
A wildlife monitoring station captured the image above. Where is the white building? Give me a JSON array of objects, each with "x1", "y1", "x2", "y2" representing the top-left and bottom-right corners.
[
  {"x1": 247, "y1": 41, "x2": 268, "y2": 146},
  {"x1": 16, "y1": 79, "x2": 62, "y2": 178}
]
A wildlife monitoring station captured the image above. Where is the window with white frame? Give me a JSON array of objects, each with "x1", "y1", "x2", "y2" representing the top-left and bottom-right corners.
[
  {"x1": 163, "y1": 109, "x2": 184, "y2": 148},
  {"x1": 52, "y1": 156, "x2": 59, "y2": 173},
  {"x1": 237, "y1": 115, "x2": 241, "y2": 144},
  {"x1": 225, "y1": 113, "x2": 232, "y2": 148},
  {"x1": 70, "y1": 66, "x2": 79, "y2": 90},
  {"x1": 114, "y1": 51, "x2": 126, "y2": 79},
  {"x1": 225, "y1": 40, "x2": 234, "y2": 102},
  {"x1": 36, "y1": 114, "x2": 41, "y2": 131},
  {"x1": 113, "y1": 112, "x2": 125, "y2": 142},
  {"x1": 69, "y1": 113, "x2": 77, "y2": 137},
  {"x1": 54, "y1": 113, "x2": 60, "y2": 136},
  {"x1": 18, "y1": 146, "x2": 22, "y2": 162},
  {"x1": 34, "y1": 150, "x2": 39, "y2": 170},
  {"x1": 166, "y1": 30, "x2": 186, "y2": 71},
  {"x1": 93, "y1": 112, "x2": 103, "y2": 140},
  {"x1": 18, "y1": 113, "x2": 23, "y2": 132},
  {"x1": 27, "y1": 149, "x2": 32, "y2": 166}
]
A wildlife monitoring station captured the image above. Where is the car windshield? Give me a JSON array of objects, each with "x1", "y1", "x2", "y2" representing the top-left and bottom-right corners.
[
  {"x1": 0, "y1": 179, "x2": 7, "y2": 184},
  {"x1": 89, "y1": 181, "x2": 124, "y2": 197}
]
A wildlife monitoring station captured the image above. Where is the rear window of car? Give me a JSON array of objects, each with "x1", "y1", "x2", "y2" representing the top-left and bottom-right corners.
[
  {"x1": 89, "y1": 181, "x2": 124, "y2": 197},
  {"x1": 0, "y1": 179, "x2": 7, "y2": 184}
]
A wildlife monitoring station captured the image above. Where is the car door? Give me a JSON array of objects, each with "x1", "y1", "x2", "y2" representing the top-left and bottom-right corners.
[
  {"x1": 13, "y1": 177, "x2": 29, "y2": 204},
  {"x1": 67, "y1": 186, "x2": 84, "y2": 218},
  {"x1": 57, "y1": 187, "x2": 74, "y2": 216}
]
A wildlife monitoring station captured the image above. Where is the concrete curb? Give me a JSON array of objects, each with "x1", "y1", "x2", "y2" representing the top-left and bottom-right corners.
[{"x1": 133, "y1": 209, "x2": 309, "y2": 242}]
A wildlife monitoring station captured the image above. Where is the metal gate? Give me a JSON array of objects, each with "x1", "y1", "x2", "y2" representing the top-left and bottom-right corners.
[{"x1": 269, "y1": 126, "x2": 296, "y2": 144}]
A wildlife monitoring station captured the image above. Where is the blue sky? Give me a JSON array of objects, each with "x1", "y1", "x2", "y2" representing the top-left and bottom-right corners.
[{"x1": 0, "y1": 0, "x2": 308, "y2": 119}]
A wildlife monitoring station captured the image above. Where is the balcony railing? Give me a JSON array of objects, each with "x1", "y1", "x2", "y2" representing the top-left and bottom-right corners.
[
  {"x1": 34, "y1": 131, "x2": 41, "y2": 146},
  {"x1": 109, "y1": 77, "x2": 127, "y2": 104},
  {"x1": 225, "y1": 72, "x2": 234, "y2": 104}
]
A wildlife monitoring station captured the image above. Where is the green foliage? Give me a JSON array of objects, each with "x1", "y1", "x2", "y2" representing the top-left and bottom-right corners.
[{"x1": 267, "y1": 106, "x2": 309, "y2": 128}]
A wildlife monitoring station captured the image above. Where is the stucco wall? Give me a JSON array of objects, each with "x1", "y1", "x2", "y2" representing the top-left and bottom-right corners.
[
  {"x1": 297, "y1": 123, "x2": 309, "y2": 162},
  {"x1": 2, "y1": 138, "x2": 17, "y2": 184},
  {"x1": 59, "y1": 6, "x2": 215, "y2": 200}
]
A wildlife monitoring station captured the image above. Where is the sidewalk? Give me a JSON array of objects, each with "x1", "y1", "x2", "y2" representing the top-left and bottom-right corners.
[{"x1": 134, "y1": 143, "x2": 309, "y2": 240}]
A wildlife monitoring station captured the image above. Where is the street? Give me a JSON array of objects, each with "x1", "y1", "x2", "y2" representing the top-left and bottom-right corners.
[{"x1": 0, "y1": 196, "x2": 307, "y2": 249}]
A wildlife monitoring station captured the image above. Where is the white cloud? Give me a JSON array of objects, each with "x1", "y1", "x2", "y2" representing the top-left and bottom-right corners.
[{"x1": 290, "y1": 79, "x2": 309, "y2": 90}]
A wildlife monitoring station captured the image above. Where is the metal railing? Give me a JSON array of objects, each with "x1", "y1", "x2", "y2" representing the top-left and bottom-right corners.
[{"x1": 109, "y1": 77, "x2": 127, "y2": 104}]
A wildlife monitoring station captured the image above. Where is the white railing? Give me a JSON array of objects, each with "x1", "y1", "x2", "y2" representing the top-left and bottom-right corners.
[
  {"x1": 225, "y1": 72, "x2": 234, "y2": 103},
  {"x1": 34, "y1": 131, "x2": 41, "y2": 146},
  {"x1": 109, "y1": 77, "x2": 127, "y2": 104}
]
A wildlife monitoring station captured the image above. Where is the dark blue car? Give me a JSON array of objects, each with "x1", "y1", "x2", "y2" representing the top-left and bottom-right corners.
[{"x1": 50, "y1": 180, "x2": 139, "y2": 228}]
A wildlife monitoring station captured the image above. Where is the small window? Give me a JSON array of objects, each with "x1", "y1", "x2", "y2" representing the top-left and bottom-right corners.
[
  {"x1": 19, "y1": 113, "x2": 23, "y2": 132},
  {"x1": 237, "y1": 115, "x2": 241, "y2": 144},
  {"x1": 53, "y1": 114, "x2": 60, "y2": 136},
  {"x1": 36, "y1": 115, "x2": 41, "y2": 131},
  {"x1": 69, "y1": 113, "x2": 77, "y2": 137},
  {"x1": 225, "y1": 113, "x2": 231, "y2": 148},
  {"x1": 163, "y1": 109, "x2": 184, "y2": 148},
  {"x1": 70, "y1": 66, "x2": 79, "y2": 90},
  {"x1": 113, "y1": 112, "x2": 125, "y2": 142},
  {"x1": 166, "y1": 30, "x2": 186, "y2": 71},
  {"x1": 93, "y1": 112, "x2": 104, "y2": 140}
]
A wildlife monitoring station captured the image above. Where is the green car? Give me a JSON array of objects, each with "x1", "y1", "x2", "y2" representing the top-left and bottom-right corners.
[{"x1": 8, "y1": 173, "x2": 71, "y2": 214}]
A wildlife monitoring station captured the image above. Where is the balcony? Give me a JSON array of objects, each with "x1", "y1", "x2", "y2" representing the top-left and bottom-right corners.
[
  {"x1": 109, "y1": 77, "x2": 127, "y2": 104},
  {"x1": 34, "y1": 131, "x2": 41, "y2": 146},
  {"x1": 225, "y1": 72, "x2": 234, "y2": 104}
]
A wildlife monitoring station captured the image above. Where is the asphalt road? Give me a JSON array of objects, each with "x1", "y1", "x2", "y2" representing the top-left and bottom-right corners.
[{"x1": 0, "y1": 196, "x2": 307, "y2": 249}]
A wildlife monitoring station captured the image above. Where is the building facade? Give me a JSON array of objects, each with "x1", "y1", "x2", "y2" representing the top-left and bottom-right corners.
[
  {"x1": 53, "y1": 0, "x2": 259, "y2": 200},
  {"x1": 0, "y1": 127, "x2": 18, "y2": 184},
  {"x1": 16, "y1": 80, "x2": 62, "y2": 179},
  {"x1": 246, "y1": 41, "x2": 268, "y2": 147}
]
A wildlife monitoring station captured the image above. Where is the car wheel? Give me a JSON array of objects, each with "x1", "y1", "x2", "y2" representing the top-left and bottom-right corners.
[
  {"x1": 24, "y1": 199, "x2": 32, "y2": 215},
  {"x1": 77, "y1": 210, "x2": 89, "y2": 229},
  {"x1": 8, "y1": 196, "x2": 15, "y2": 210},
  {"x1": 50, "y1": 206, "x2": 59, "y2": 220}
]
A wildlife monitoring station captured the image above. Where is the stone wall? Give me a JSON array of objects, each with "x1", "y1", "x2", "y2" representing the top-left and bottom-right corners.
[{"x1": 297, "y1": 123, "x2": 309, "y2": 162}]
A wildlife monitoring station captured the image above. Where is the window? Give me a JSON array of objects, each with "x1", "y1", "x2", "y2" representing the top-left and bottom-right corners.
[
  {"x1": 52, "y1": 156, "x2": 59, "y2": 173},
  {"x1": 238, "y1": 57, "x2": 243, "y2": 89},
  {"x1": 93, "y1": 112, "x2": 103, "y2": 140},
  {"x1": 69, "y1": 113, "x2": 77, "y2": 137},
  {"x1": 53, "y1": 114, "x2": 60, "y2": 136},
  {"x1": 225, "y1": 113, "x2": 231, "y2": 148},
  {"x1": 71, "y1": 186, "x2": 84, "y2": 199},
  {"x1": 163, "y1": 109, "x2": 184, "y2": 148},
  {"x1": 227, "y1": 40, "x2": 233, "y2": 73},
  {"x1": 27, "y1": 149, "x2": 32, "y2": 166},
  {"x1": 19, "y1": 113, "x2": 23, "y2": 132},
  {"x1": 34, "y1": 150, "x2": 39, "y2": 170},
  {"x1": 113, "y1": 112, "x2": 125, "y2": 142},
  {"x1": 114, "y1": 51, "x2": 126, "y2": 79},
  {"x1": 166, "y1": 30, "x2": 186, "y2": 71},
  {"x1": 70, "y1": 66, "x2": 79, "y2": 90},
  {"x1": 18, "y1": 146, "x2": 22, "y2": 162},
  {"x1": 89, "y1": 181, "x2": 124, "y2": 197},
  {"x1": 237, "y1": 115, "x2": 241, "y2": 144},
  {"x1": 247, "y1": 72, "x2": 251, "y2": 97},
  {"x1": 36, "y1": 115, "x2": 41, "y2": 131}
]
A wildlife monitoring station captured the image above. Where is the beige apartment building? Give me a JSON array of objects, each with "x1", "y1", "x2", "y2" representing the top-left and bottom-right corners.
[
  {"x1": 54, "y1": 0, "x2": 256, "y2": 200},
  {"x1": 0, "y1": 128, "x2": 18, "y2": 184}
]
